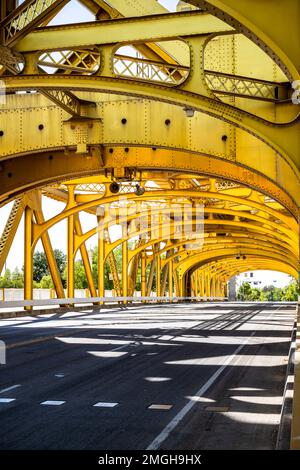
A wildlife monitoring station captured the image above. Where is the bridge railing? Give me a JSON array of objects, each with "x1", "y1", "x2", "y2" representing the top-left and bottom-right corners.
[{"x1": 0, "y1": 295, "x2": 228, "y2": 310}]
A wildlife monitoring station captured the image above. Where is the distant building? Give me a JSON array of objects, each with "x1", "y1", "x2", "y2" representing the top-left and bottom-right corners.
[{"x1": 228, "y1": 276, "x2": 237, "y2": 301}]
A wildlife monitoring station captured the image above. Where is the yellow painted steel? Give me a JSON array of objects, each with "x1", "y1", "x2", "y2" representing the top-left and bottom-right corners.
[
  {"x1": 0, "y1": 0, "x2": 299, "y2": 447},
  {"x1": 0, "y1": 1, "x2": 298, "y2": 313},
  {"x1": 24, "y1": 204, "x2": 33, "y2": 310}
]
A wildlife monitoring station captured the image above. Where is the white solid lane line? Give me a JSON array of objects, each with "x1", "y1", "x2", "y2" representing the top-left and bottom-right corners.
[
  {"x1": 41, "y1": 400, "x2": 65, "y2": 406},
  {"x1": 0, "y1": 384, "x2": 21, "y2": 394},
  {"x1": 146, "y1": 331, "x2": 256, "y2": 450}
]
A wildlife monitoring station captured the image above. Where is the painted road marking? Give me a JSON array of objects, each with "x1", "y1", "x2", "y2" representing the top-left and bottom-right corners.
[
  {"x1": 147, "y1": 331, "x2": 256, "y2": 450},
  {"x1": 205, "y1": 406, "x2": 230, "y2": 412},
  {"x1": 0, "y1": 398, "x2": 16, "y2": 403},
  {"x1": 0, "y1": 384, "x2": 21, "y2": 394},
  {"x1": 88, "y1": 351, "x2": 127, "y2": 358},
  {"x1": 148, "y1": 404, "x2": 173, "y2": 410},
  {"x1": 41, "y1": 400, "x2": 65, "y2": 406},
  {"x1": 93, "y1": 402, "x2": 119, "y2": 408}
]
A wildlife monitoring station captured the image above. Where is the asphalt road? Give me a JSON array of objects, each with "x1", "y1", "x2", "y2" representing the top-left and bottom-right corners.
[{"x1": 0, "y1": 302, "x2": 296, "y2": 450}]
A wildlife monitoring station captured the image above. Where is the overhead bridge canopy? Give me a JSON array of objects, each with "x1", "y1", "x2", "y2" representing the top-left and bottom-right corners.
[{"x1": 0, "y1": 0, "x2": 299, "y2": 308}]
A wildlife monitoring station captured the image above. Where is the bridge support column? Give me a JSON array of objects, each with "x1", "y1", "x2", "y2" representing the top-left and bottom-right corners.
[
  {"x1": 97, "y1": 224, "x2": 105, "y2": 301},
  {"x1": 122, "y1": 223, "x2": 128, "y2": 304},
  {"x1": 67, "y1": 214, "x2": 74, "y2": 300},
  {"x1": 168, "y1": 258, "x2": 173, "y2": 302},
  {"x1": 74, "y1": 215, "x2": 97, "y2": 298},
  {"x1": 156, "y1": 248, "x2": 161, "y2": 299},
  {"x1": 195, "y1": 272, "x2": 199, "y2": 299},
  {"x1": 24, "y1": 205, "x2": 33, "y2": 310},
  {"x1": 141, "y1": 250, "x2": 146, "y2": 301}
]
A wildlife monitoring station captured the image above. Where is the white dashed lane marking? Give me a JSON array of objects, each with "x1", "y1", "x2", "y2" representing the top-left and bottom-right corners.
[
  {"x1": 41, "y1": 400, "x2": 66, "y2": 406},
  {"x1": 148, "y1": 404, "x2": 173, "y2": 410},
  {"x1": 0, "y1": 398, "x2": 16, "y2": 403},
  {"x1": 93, "y1": 402, "x2": 119, "y2": 408}
]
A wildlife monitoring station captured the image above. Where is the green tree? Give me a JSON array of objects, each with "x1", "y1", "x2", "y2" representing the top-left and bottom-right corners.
[
  {"x1": 0, "y1": 269, "x2": 13, "y2": 288},
  {"x1": 62, "y1": 261, "x2": 89, "y2": 289},
  {"x1": 74, "y1": 261, "x2": 88, "y2": 289},
  {"x1": 11, "y1": 267, "x2": 24, "y2": 288},
  {"x1": 33, "y1": 251, "x2": 48, "y2": 282},
  {"x1": 249, "y1": 287, "x2": 260, "y2": 301},
  {"x1": 40, "y1": 275, "x2": 54, "y2": 288},
  {"x1": 237, "y1": 282, "x2": 252, "y2": 300},
  {"x1": 282, "y1": 282, "x2": 298, "y2": 301},
  {"x1": 33, "y1": 249, "x2": 66, "y2": 284}
]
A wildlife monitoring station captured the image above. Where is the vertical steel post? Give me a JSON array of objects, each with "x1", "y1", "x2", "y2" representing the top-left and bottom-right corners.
[
  {"x1": 67, "y1": 214, "x2": 74, "y2": 299},
  {"x1": 24, "y1": 205, "x2": 33, "y2": 310},
  {"x1": 122, "y1": 222, "x2": 128, "y2": 304},
  {"x1": 141, "y1": 249, "x2": 146, "y2": 300},
  {"x1": 156, "y1": 246, "x2": 161, "y2": 299},
  {"x1": 168, "y1": 258, "x2": 173, "y2": 302},
  {"x1": 97, "y1": 221, "x2": 105, "y2": 301}
]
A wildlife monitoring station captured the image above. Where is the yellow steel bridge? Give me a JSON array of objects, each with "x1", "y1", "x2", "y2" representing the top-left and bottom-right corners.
[{"x1": 0, "y1": 0, "x2": 300, "y2": 449}]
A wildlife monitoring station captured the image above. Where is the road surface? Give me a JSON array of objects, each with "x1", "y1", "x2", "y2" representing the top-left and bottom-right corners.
[{"x1": 0, "y1": 302, "x2": 296, "y2": 450}]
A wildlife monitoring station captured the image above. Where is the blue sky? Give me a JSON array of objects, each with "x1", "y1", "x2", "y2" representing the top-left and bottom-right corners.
[{"x1": 49, "y1": 0, "x2": 178, "y2": 25}]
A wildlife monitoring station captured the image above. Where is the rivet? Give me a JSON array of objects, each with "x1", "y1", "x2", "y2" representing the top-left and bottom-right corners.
[
  {"x1": 38, "y1": 124, "x2": 44, "y2": 130},
  {"x1": 121, "y1": 118, "x2": 127, "y2": 125}
]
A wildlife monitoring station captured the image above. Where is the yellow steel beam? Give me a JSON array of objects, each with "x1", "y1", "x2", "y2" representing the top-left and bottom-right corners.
[
  {"x1": 121, "y1": 222, "x2": 128, "y2": 301},
  {"x1": 0, "y1": 147, "x2": 298, "y2": 218},
  {"x1": 74, "y1": 214, "x2": 97, "y2": 298},
  {"x1": 1, "y1": 0, "x2": 70, "y2": 47},
  {"x1": 194, "y1": 258, "x2": 297, "y2": 279},
  {"x1": 176, "y1": 248, "x2": 297, "y2": 280},
  {"x1": 30, "y1": 191, "x2": 65, "y2": 299},
  {"x1": 24, "y1": 204, "x2": 33, "y2": 308},
  {"x1": 2, "y1": 76, "x2": 299, "y2": 181},
  {"x1": 0, "y1": 197, "x2": 24, "y2": 274},
  {"x1": 30, "y1": 190, "x2": 298, "y2": 251},
  {"x1": 14, "y1": 11, "x2": 231, "y2": 52},
  {"x1": 187, "y1": 0, "x2": 300, "y2": 80}
]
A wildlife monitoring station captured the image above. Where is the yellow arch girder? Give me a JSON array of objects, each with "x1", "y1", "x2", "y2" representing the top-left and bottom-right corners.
[{"x1": 1, "y1": 148, "x2": 299, "y2": 218}]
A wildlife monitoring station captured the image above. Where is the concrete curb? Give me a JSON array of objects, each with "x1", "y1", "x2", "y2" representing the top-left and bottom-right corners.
[
  {"x1": 291, "y1": 303, "x2": 300, "y2": 449},
  {"x1": 276, "y1": 319, "x2": 296, "y2": 449}
]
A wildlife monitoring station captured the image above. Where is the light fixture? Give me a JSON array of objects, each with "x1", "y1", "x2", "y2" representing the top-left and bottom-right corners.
[
  {"x1": 135, "y1": 183, "x2": 145, "y2": 196},
  {"x1": 184, "y1": 107, "x2": 195, "y2": 118},
  {"x1": 109, "y1": 182, "x2": 120, "y2": 194}
]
